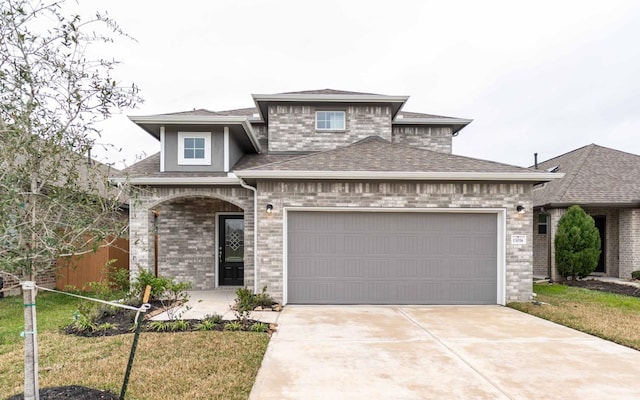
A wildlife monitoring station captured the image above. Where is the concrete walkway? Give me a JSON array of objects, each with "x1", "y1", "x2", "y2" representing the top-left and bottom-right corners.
[
  {"x1": 250, "y1": 306, "x2": 640, "y2": 399},
  {"x1": 150, "y1": 290, "x2": 280, "y2": 324}
]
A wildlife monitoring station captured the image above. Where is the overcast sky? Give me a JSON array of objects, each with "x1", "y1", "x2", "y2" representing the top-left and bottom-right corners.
[{"x1": 80, "y1": 0, "x2": 640, "y2": 170}]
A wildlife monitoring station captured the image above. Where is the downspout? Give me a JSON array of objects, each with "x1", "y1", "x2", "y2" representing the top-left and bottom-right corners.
[{"x1": 238, "y1": 178, "x2": 258, "y2": 294}]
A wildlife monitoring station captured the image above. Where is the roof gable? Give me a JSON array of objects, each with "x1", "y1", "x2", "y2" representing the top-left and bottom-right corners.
[{"x1": 533, "y1": 144, "x2": 640, "y2": 206}]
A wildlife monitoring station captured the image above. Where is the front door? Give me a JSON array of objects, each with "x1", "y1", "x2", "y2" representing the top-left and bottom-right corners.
[
  {"x1": 594, "y1": 216, "x2": 606, "y2": 273},
  {"x1": 218, "y1": 215, "x2": 244, "y2": 286}
]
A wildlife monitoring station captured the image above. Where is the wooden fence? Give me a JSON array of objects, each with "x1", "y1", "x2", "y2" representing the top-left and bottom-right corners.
[{"x1": 55, "y1": 238, "x2": 129, "y2": 291}]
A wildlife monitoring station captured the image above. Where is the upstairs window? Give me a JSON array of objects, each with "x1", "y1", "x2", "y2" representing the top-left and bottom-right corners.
[
  {"x1": 316, "y1": 111, "x2": 345, "y2": 131},
  {"x1": 538, "y1": 214, "x2": 548, "y2": 235},
  {"x1": 178, "y1": 132, "x2": 211, "y2": 165}
]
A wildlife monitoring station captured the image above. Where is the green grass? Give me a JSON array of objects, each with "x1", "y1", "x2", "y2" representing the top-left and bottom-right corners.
[
  {"x1": 509, "y1": 283, "x2": 640, "y2": 350},
  {"x1": 0, "y1": 292, "x2": 79, "y2": 353},
  {"x1": 0, "y1": 292, "x2": 270, "y2": 399}
]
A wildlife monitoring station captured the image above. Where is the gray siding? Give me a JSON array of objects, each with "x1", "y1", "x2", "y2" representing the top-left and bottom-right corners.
[
  {"x1": 163, "y1": 126, "x2": 225, "y2": 172},
  {"x1": 228, "y1": 133, "x2": 243, "y2": 170},
  {"x1": 287, "y1": 211, "x2": 498, "y2": 305}
]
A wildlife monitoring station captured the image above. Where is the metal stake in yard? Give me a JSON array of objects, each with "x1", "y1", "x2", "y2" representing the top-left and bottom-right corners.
[{"x1": 120, "y1": 285, "x2": 151, "y2": 400}]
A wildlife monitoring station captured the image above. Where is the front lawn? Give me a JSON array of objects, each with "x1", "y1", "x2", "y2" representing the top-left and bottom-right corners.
[
  {"x1": 509, "y1": 283, "x2": 640, "y2": 351},
  {"x1": 0, "y1": 292, "x2": 269, "y2": 399}
]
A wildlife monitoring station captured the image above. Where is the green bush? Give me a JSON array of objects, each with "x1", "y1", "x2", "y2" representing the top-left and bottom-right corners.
[
  {"x1": 632, "y1": 271, "x2": 640, "y2": 280},
  {"x1": 555, "y1": 205, "x2": 601, "y2": 280},
  {"x1": 132, "y1": 269, "x2": 172, "y2": 300}
]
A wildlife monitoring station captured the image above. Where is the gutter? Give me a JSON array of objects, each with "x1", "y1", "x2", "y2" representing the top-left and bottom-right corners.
[
  {"x1": 111, "y1": 176, "x2": 242, "y2": 186},
  {"x1": 236, "y1": 175, "x2": 259, "y2": 294}
]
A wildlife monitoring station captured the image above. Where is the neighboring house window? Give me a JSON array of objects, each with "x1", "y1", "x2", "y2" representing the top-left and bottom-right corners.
[
  {"x1": 316, "y1": 111, "x2": 345, "y2": 131},
  {"x1": 538, "y1": 214, "x2": 548, "y2": 234},
  {"x1": 178, "y1": 132, "x2": 211, "y2": 165}
]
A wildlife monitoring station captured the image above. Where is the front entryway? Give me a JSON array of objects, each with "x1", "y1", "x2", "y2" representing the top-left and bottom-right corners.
[{"x1": 218, "y1": 215, "x2": 245, "y2": 286}]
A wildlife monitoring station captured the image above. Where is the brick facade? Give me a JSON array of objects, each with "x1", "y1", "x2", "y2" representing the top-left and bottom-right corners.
[
  {"x1": 267, "y1": 105, "x2": 392, "y2": 152},
  {"x1": 392, "y1": 126, "x2": 452, "y2": 153},
  {"x1": 254, "y1": 181, "x2": 533, "y2": 303},
  {"x1": 156, "y1": 198, "x2": 242, "y2": 290},
  {"x1": 129, "y1": 186, "x2": 255, "y2": 290},
  {"x1": 619, "y1": 209, "x2": 640, "y2": 279},
  {"x1": 537, "y1": 207, "x2": 632, "y2": 280}
]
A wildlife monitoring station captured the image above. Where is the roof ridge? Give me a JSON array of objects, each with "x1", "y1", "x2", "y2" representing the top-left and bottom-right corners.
[
  {"x1": 534, "y1": 143, "x2": 595, "y2": 166},
  {"x1": 556, "y1": 144, "x2": 595, "y2": 201}
]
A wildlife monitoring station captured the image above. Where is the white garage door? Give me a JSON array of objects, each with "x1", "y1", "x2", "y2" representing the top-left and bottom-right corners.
[{"x1": 287, "y1": 211, "x2": 498, "y2": 305}]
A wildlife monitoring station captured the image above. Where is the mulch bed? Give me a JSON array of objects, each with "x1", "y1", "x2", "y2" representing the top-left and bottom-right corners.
[
  {"x1": 6, "y1": 385, "x2": 118, "y2": 400},
  {"x1": 565, "y1": 279, "x2": 640, "y2": 297}
]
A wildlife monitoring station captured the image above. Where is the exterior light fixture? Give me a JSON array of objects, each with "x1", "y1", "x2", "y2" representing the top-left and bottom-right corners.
[
  {"x1": 516, "y1": 205, "x2": 526, "y2": 214},
  {"x1": 266, "y1": 204, "x2": 273, "y2": 214}
]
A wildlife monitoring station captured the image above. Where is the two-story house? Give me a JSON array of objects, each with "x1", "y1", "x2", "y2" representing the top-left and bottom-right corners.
[{"x1": 125, "y1": 89, "x2": 559, "y2": 305}]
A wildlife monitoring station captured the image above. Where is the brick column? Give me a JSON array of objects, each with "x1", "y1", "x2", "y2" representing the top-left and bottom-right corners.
[
  {"x1": 619, "y1": 209, "x2": 640, "y2": 279},
  {"x1": 548, "y1": 208, "x2": 567, "y2": 282}
]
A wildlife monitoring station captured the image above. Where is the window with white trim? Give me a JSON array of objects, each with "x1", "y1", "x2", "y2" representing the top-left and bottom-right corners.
[
  {"x1": 178, "y1": 132, "x2": 211, "y2": 165},
  {"x1": 316, "y1": 111, "x2": 345, "y2": 131}
]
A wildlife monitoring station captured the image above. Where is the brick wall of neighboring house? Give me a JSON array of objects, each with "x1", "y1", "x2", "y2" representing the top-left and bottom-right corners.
[
  {"x1": 532, "y1": 210, "x2": 550, "y2": 277},
  {"x1": 391, "y1": 126, "x2": 452, "y2": 153},
  {"x1": 267, "y1": 105, "x2": 392, "y2": 152},
  {"x1": 129, "y1": 186, "x2": 255, "y2": 290},
  {"x1": 255, "y1": 181, "x2": 533, "y2": 303},
  {"x1": 583, "y1": 208, "x2": 620, "y2": 277},
  {"x1": 545, "y1": 207, "x2": 622, "y2": 280},
  {"x1": 619, "y1": 208, "x2": 640, "y2": 279}
]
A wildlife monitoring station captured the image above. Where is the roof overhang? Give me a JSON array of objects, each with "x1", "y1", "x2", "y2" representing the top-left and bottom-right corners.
[
  {"x1": 110, "y1": 176, "x2": 242, "y2": 186},
  {"x1": 535, "y1": 201, "x2": 640, "y2": 210},
  {"x1": 234, "y1": 170, "x2": 564, "y2": 182},
  {"x1": 392, "y1": 117, "x2": 473, "y2": 135},
  {"x1": 252, "y1": 93, "x2": 410, "y2": 123},
  {"x1": 128, "y1": 115, "x2": 261, "y2": 153}
]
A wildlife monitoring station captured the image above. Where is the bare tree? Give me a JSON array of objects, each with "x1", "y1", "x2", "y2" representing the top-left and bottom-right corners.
[{"x1": 0, "y1": 1, "x2": 141, "y2": 398}]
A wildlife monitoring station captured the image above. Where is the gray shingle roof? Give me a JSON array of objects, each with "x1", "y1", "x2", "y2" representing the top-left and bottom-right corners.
[
  {"x1": 239, "y1": 136, "x2": 536, "y2": 174},
  {"x1": 151, "y1": 107, "x2": 259, "y2": 118},
  {"x1": 396, "y1": 111, "x2": 456, "y2": 119},
  {"x1": 533, "y1": 144, "x2": 640, "y2": 206},
  {"x1": 124, "y1": 151, "x2": 302, "y2": 178},
  {"x1": 279, "y1": 89, "x2": 379, "y2": 95}
]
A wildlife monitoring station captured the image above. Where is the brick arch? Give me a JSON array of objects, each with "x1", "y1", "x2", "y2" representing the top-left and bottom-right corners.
[{"x1": 148, "y1": 191, "x2": 247, "y2": 211}]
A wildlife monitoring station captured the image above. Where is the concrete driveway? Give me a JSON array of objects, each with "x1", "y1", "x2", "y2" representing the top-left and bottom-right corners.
[{"x1": 249, "y1": 306, "x2": 640, "y2": 399}]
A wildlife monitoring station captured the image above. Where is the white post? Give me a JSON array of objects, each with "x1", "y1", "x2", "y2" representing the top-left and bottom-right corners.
[{"x1": 22, "y1": 281, "x2": 39, "y2": 400}]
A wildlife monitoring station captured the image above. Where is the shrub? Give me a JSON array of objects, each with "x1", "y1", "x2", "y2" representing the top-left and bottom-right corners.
[
  {"x1": 204, "y1": 313, "x2": 223, "y2": 324},
  {"x1": 132, "y1": 269, "x2": 172, "y2": 300},
  {"x1": 632, "y1": 271, "x2": 640, "y2": 280},
  {"x1": 250, "y1": 322, "x2": 269, "y2": 333},
  {"x1": 555, "y1": 205, "x2": 601, "y2": 280},
  {"x1": 224, "y1": 321, "x2": 242, "y2": 331},
  {"x1": 195, "y1": 320, "x2": 218, "y2": 331},
  {"x1": 106, "y1": 260, "x2": 130, "y2": 292}
]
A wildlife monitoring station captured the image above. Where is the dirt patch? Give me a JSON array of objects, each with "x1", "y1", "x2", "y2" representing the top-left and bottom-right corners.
[
  {"x1": 565, "y1": 280, "x2": 640, "y2": 297},
  {"x1": 6, "y1": 385, "x2": 117, "y2": 400}
]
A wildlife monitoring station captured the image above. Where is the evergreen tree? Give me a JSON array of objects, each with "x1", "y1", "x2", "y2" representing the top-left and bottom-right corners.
[{"x1": 555, "y1": 205, "x2": 601, "y2": 280}]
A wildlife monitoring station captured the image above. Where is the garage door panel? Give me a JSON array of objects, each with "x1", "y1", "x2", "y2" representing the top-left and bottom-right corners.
[{"x1": 287, "y1": 211, "x2": 498, "y2": 305}]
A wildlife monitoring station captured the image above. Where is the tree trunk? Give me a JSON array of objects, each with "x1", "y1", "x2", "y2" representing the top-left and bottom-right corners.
[{"x1": 22, "y1": 281, "x2": 39, "y2": 400}]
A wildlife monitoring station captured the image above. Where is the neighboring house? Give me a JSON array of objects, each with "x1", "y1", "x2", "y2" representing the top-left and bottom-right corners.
[
  {"x1": 0, "y1": 153, "x2": 128, "y2": 296},
  {"x1": 124, "y1": 89, "x2": 558, "y2": 305},
  {"x1": 532, "y1": 144, "x2": 640, "y2": 281}
]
